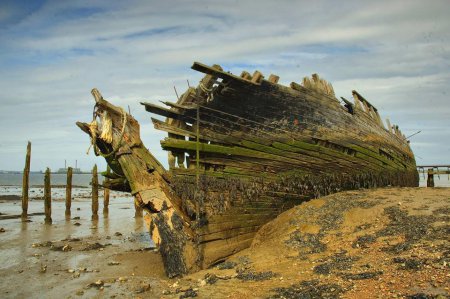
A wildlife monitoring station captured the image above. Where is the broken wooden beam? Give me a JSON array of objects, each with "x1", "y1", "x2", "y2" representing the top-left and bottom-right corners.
[
  {"x1": 141, "y1": 102, "x2": 189, "y2": 120},
  {"x1": 251, "y1": 70, "x2": 263, "y2": 83},
  {"x1": 268, "y1": 74, "x2": 279, "y2": 84},
  {"x1": 192, "y1": 62, "x2": 259, "y2": 86}
]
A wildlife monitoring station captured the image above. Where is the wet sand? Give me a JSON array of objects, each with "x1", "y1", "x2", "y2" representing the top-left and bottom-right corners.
[
  {"x1": 0, "y1": 190, "x2": 167, "y2": 298},
  {"x1": 0, "y1": 187, "x2": 449, "y2": 298}
]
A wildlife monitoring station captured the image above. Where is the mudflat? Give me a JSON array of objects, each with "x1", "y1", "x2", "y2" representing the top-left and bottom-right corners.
[{"x1": 0, "y1": 187, "x2": 448, "y2": 298}]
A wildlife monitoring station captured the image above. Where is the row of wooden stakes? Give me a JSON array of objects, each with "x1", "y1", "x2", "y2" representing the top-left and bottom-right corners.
[{"x1": 20, "y1": 142, "x2": 142, "y2": 224}]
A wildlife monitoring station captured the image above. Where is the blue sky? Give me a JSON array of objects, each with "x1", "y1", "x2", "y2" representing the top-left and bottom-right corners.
[{"x1": 0, "y1": 0, "x2": 449, "y2": 171}]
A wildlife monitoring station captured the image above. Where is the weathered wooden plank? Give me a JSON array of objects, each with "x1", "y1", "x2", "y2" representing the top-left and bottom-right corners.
[
  {"x1": 201, "y1": 237, "x2": 254, "y2": 268},
  {"x1": 158, "y1": 111, "x2": 376, "y2": 173},
  {"x1": 192, "y1": 62, "x2": 259, "y2": 86},
  {"x1": 149, "y1": 84, "x2": 410, "y2": 173},
  {"x1": 267, "y1": 74, "x2": 280, "y2": 84},
  {"x1": 202, "y1": 216, "x2": 276, "y2": 235},
  {"x1": 141, "y1": 102, "x2": 189, "y2": 121},
  {"x1": 199, "y1": 225, "x2": 261, "y2": 242},
  {"x1": 161, "y1": 138, "x2": 313, "y2": 169}
]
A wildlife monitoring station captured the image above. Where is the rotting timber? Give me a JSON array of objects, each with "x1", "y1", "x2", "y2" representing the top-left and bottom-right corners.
[{"x1": 76, "y1": 62, "x2": 419, "y2": 277}]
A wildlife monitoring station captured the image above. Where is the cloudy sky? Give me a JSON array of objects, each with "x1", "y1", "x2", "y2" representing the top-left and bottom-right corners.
[{"x1": 0, "y1": 0, "x2": 449, "y2": 172}]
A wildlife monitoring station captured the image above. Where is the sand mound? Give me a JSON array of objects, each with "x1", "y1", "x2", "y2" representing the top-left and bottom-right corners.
[{"x1": 180, "y1": 187, "x2": 449, "y2": 299}]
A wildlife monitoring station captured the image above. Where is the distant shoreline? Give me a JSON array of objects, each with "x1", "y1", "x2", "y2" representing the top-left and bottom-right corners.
[
  {"x1": 0, "y1": 171, "x2": 92, "y2": 174},
  {"x1": 0, "y1": 184, "x2": 90, "y2": 188}
]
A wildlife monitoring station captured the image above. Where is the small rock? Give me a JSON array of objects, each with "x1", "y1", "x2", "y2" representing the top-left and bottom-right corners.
[
  {"x1": 104, "y1": 278, "x2": 116, "y2": 284},
  {"x1": 75, "y1": 290, "x2": 84, "y2": 296},
  {"x1": 81, "y1": 242, "x2": 106, "y2": 251},
  {"x1": 73, "y1": 272, "x2": 80, "y2": 278},
  {"x1": 40, "y1": 265, "x2": 47, "y2": 273},
  {"x1": 87, "y1": 280, "x2": 104, "y2": 289},
  {"x1": 135, "y1": 283, "x2": 151, "y2": 294},
  {"x1": 74, "y1": 222, "x2": 81, "y2": 226},
  {"x1": 179, "y1": 287, "x2": 198, "y2": 298},
  {"x1": 62, "y1": 244, "x2": 72, "y2": 252},
  {"x1": 0, "y1": 228, "x2": 5, "y2": 233},
  {"x1": 72, "y1": 216, "x2": 80, "y2": 220},
  {"x1": 77, "y1": 208, "x2": 81, "y2": 211},
  {"x1": 204, "y1": 273, "x2": 218, "y2": 285},
  {"x1": 108, "y1": 261, "x2": 120, "y2": 266},
  {"x1": 68, "y1": 269, "x2": 75, "y2": 273},
  {"x1": 118, "y1": 277, "x2": 127, "y2": 282},
  {"x1": 114, "y1": 232, "x2": 122, "y2": 236}
]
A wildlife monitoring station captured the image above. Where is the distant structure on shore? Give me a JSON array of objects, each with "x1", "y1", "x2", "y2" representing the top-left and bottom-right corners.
[{"x1": 56, "y1": 160, "x2": 82, "y2": 174}]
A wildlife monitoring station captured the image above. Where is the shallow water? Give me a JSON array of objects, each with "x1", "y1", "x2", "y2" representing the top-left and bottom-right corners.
[
  {"x1": 0, "y1": 193, "x2": 158, "y2": 299},
  {"x1": 0, "y1": 189, "x2": 153, "y2": 271},
  {"x1": 418, "y1": 173, "x2": 450, "y2": 187},
  {"x1": 0, "y1": 173, "x2": 102, "y2": 187}
]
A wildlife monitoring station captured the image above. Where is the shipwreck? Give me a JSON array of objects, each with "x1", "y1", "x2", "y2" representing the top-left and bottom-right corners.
[{"x1": 77, "y1": 62, "x2": 419, "y2": 277}]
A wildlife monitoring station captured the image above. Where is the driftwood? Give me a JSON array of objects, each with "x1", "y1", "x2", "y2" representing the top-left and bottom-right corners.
[{"x1": 77, "y1": 62, "x2": 418, "y2": 277}]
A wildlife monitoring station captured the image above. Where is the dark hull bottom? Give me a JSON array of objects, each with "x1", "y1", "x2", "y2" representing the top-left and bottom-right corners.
[{"x1": 156, "y1": 169, "x2": 419, "y2": 277}]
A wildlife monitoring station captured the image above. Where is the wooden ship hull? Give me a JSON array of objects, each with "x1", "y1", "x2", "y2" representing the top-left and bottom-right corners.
[{"x1": 77, "y1": 62, "x2": 418, "y2": 277}]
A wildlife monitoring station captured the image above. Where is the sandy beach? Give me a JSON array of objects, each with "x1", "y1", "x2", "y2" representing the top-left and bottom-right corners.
[{"x1": 0, "y1": 186, "x2": 448, "y2": 298}]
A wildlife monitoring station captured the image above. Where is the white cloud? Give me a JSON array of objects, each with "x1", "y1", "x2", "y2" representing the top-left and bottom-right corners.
[{"x1": 0, "y1": 0, "x2": 449, "y2": 170}]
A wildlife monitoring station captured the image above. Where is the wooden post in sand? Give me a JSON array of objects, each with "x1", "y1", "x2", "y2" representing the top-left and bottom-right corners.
[
  {"x1": 44, "y1": 168, "x2": 52, "y2": 224},
  {"x1": 92, "y1": 164, "x2": 99, "y2": 219},
  {"x1": 103, "y1": 165, "x2": 110, "y2": 214},
  {"x1": 427, "y1": 168, "x2": 435, "y2": 187},
  {"x1": 65, "y1": 167, "x2": 73, "y2": 217},
  {"x1": 22, "y1": 141, "x2": 31, "y2": 218}
]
